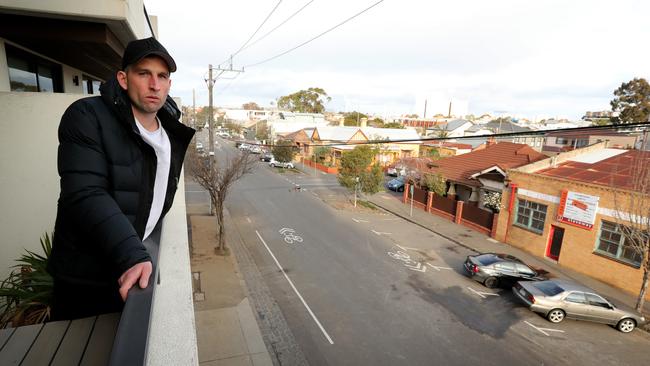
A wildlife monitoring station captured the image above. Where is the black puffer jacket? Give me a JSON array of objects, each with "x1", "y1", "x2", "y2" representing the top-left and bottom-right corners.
[{"x1": 48, "y1": 76, "x2": 195, "y2": 286}]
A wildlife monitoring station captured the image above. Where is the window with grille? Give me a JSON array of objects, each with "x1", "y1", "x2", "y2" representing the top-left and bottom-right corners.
[
  {"x1": 595, "y1": 220, "x2": 643, "y2": 266},
  {"x1": 515, "y1": 199, "x2": 547, "y2": 234}
]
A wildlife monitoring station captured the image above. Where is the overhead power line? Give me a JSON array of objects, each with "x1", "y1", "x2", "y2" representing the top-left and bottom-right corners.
[
  {"x1": 220, "y1": 0, "x2": 284, "y2": 66},
  {"x1": 239, "y1": 0, "x2": 317, "y2": 54},
  {"x1": 245, "y1": 0, "x2": 385, "y2": 68}
]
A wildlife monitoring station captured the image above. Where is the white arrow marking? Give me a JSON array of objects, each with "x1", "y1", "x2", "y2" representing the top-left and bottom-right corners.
[
  {"x1": 372, "y1": 230, "x2": 392, "y2": 236},
  {"x1": 404, "y1": 262, "x2": 427, "y2": 272},
  {"x1": 352, "y1": 218, "x2": 369, "y2": 223},
  {"x1": 426, "y1": 263, "x2": 453, "y2": 271},
  {"x1": 467, "y1": 287, "x2": 500, "y2": 299},
  {"x1": 524, "y1": 321, "x2": 565, "y2": 337}
]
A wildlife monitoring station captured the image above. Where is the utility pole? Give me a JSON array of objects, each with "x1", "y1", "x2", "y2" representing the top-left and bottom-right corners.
[
  {"x1": 204, "y1": 57, "x2": 244, "y2": 165},
  {"x1": 448, "y1": 101, "x2": 452, "y2": 118},
  {"x1": 192, "y1": 88, "x2": 196, "y2": 129},
  {"x1": 423, "y1": 99, "x2": 427, "y2": 119}
]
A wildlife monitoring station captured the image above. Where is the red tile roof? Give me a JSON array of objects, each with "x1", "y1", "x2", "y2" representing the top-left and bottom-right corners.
[
  {"x1": 422, "y1": 141, "x2": 473, "y2": 150},
  {"x1": 537, "y1": 150, "x2": 649, "y2": 190},
  {"x1": 426, "y1": 142, "x2": 547, "y2": 186}
]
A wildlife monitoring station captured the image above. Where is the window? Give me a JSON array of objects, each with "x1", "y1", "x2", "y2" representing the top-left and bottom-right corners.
[
  {"x1": 585, "y1": 293, "x2": 610, "y2": 309},
  {"x1": 6, "y1": 45, "x2": 63, "y2": 93},
  {"x1": 494, "y1": 262, "x2": 516, "y2": 272},
  {"x1": 565, "y1": 292, "x2": 587, "y2": 304},
  {"x1": 595, "y1": 221, "x2": 643, "y2": 266},
  {"x1": 556, "y1": 137, "x2": 569, "y2": 145},
  {"x1": 82, "y1": 75, "x2": 102, "y2": 95},
  {"x1": 515, "y1": 264, "x2": 535, "y2": 276},
  {"x1": 515, "y1": 199, "x2": 547, "y2": 233}
]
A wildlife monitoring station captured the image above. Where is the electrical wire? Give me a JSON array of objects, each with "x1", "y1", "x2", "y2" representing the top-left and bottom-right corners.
[
  {"x1": 238, "y1": 122, "x2": 650, "y2": 148},
  {"x1": 218, "y1": 0, "x2": 284, "y2": 67},
  {"x1": 245, "y1": 0, "x2": 385, "y2": 68},
  {"x1": 239, "y1": 0, "x2": 317, "y2": 54}
]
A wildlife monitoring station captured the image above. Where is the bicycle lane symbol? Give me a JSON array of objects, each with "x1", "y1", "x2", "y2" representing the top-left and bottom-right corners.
[
  {"x1": 279, "y1": 227, "x2": 303, "y2": 244},
  {"x1": 387, "y1": 249, "x2": 427, "y2": 272}
]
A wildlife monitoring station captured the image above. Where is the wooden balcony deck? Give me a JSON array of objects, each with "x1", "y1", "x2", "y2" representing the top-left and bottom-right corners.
[{"x1": 0, "y1": 313, "x2": 119, "y2": 365}]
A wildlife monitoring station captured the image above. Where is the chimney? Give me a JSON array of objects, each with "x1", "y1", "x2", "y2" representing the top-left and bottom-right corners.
[
  {"x1": 360, "y1": 117, "x2": 368, "y2": 128},
  {"x1": 338, "y1": 116, "x2": 345, "y2": 127}
]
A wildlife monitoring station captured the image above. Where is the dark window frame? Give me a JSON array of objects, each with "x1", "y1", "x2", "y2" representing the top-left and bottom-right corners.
[
  {"x1": 514, "y1": 199, "x2": 548, "y2": 234},
  {"x1": 6, "y1": 44, "x2": 63, "y2": 93},
  {"x1": 594, "y1": 220, "x2": 643, "y2": 267}
]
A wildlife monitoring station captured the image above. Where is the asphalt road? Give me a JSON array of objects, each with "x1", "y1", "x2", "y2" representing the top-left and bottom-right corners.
[{"x1": 210, "y1": 137, "x2": 650, "y2": 366}]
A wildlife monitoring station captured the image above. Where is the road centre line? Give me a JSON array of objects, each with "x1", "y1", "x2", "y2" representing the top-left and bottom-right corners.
[
  {"x1": 524, "y1": 321, "x2": 565, "y2": 337},
  {"x1": 255, "y1": 230, "x2": 334, "y2": 345}
]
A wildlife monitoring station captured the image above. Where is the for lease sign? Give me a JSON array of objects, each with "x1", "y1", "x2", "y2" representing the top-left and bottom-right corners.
[{"x1": 557, "y1": 190, "x2": 599, "y2": 229}]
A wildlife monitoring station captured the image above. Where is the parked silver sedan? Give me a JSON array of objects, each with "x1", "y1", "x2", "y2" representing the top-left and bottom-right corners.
[{"x1": 513, "y1": 279, "x2": 646, "y2": 333}]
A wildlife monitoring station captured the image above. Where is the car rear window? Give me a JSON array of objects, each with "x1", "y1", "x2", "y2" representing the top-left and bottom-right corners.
[
  {"x1": 533, "y1": 282, "x2": 564, "y2": 296},
  {"x1": 476, "y1": 254, "x2": 500, "y2": 266}
]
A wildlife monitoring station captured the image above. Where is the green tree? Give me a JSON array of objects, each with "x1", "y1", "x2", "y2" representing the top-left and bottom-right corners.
[
  {"x1": 277, "y1": 88, "x2": 331, "y2": 113},
  {"x1": 242, "y1": 102, "x2": 262, "y2": 110},
  {"x1": 370, "y1": 117, "x2": 385, "y2": 127},
  {"x1": 382, "y1": 122, "x2": 405, "y2": 129},
  {"x1": 224, "y1": 121, "x2": 242, "y2": 134},
  {"x1": 610, "y1": 78, "x2": 650, "y2": 124},
  {"x1": 405, "y1": 114, "x2": 419, "y2": 118},
  {"x1": 344, "y1": 111, "x2": 367, "y2": 126},
  {"x1": 337, "y1": 145, "x2": 383, "y2": 194},
  {"x1": 255, "y1": 122, "x2": 270, "y2": 141},
  {"x1": 313, "y1": 147, "x2": 331, "y2": 163},
  {"x1": 272, "y1": 140, "x2": 294, "y2": 163},
  {"x1": 421, "y1": 173, "x2": 446, "y2": 196}
]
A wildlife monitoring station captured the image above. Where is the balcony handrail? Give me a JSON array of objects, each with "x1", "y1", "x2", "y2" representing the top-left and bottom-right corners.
[{"x1": 108, "y1": 227, "x2": 161, "y2": 366}]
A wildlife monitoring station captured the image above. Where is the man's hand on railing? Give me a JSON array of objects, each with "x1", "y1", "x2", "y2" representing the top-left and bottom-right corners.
[{"x1": 118, "y1": 261, "x2": 153, "y2": 301}]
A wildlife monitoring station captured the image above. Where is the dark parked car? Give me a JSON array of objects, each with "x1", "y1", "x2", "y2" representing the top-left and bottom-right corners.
[
  {"x1": 464, "y1": 253, "x2": 546, "y2": 288},
  {"x1": 260, "y1": 152, "x2": 273, "y2": 162},
  {"x1": 513, "y1": 279, "x2": 645, "y2": 333},
  {"x1": 386, "y1": 176, "x2": 405, "y2": 192}
]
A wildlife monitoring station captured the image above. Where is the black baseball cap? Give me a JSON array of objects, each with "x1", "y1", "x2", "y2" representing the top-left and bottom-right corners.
[{"x1": 122, "y1": 37, "x2": 177, "y2": 72}]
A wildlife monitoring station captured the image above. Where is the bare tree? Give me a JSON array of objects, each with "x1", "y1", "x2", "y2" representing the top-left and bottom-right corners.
[
  {"x1": 613, "y1": 151, "x2": 650, "y2": 312},
  {"x1": 187, "y1": 149, "x2": 256, "y2": 253}
]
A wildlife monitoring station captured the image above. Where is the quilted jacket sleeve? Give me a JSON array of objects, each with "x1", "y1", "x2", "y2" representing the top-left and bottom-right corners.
[{"x1": 57, "y1": 101, "x2": 151, "y2": 275}]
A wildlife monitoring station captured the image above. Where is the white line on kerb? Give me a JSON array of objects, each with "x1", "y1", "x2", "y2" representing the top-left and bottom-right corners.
[{"x1": 255, "y1": 230, "x2": 334, "y2": 345}]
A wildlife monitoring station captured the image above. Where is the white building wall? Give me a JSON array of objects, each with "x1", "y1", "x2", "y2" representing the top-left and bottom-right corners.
[{"x1": 0, "y1": 92, "x2": 85, "y2": 278}]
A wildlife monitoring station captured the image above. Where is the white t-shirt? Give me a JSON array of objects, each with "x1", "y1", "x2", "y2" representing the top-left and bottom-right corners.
[{"x1": 135, "y1": 117, "x2": 171, "y2": 240}]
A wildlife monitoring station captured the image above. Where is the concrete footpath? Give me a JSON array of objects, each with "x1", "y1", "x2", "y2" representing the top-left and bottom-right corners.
[
  {"x1": 187, "y1": 206, "x2": 273, "y2": 365},
  {"x1": 366, "y1": 191, "x2": 650, "y2": 328}
]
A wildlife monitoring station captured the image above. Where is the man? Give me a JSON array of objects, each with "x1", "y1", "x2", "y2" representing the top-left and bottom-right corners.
[{"x1": 47, "y1": 37, "x2": 195, "y2": 320}]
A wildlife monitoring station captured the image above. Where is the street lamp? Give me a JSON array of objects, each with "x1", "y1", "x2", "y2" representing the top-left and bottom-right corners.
[{"x1": 354, "y1": 177, "x2": 359, "y2": 208}]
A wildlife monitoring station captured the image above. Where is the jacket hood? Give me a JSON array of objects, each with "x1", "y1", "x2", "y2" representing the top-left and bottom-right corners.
[{"x1": 99, "y1": 75, "x2": 182, "y2": 125}]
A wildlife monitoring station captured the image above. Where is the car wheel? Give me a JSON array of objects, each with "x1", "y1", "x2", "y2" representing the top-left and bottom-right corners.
[
  {"x1": 483, "y1": 277, "x2": 498, "y2": 289},
  {"x1": 270, "y1": 163, "x2": 275, "y2": 167},
  {"x1": 546, "y1": 308, "x2": 565, "y2": 323},
  {"x1": 617, "y1": 318, "x2": 636, "y2": 333}
]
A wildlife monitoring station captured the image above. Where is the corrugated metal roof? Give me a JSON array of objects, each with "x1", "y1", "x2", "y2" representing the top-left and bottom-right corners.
[{"x1": 537, "y1": 150, "x2": 649, "y2": 190}]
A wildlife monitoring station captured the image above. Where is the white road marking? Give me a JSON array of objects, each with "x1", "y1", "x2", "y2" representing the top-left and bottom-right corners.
[
  {"x1": 371, "y1": 230, "x2": 392, "y2": 236},
  {"x1": 524, "y1": 321, "x2": 565, "y2": 337},
  {"x1": 487, "y1": 238, "x2": 499, "y2": 243},
  {"x1": 395, "y1": 244, "x2": 407, "y2": 252},
  {"x1": 255, "y1": 231, "x2": 334, "y2": 345},
  {"x1": 467, "y1": 287, "x2": 500, "y2": 299},
  {"x1": 426, "y1": 263, "x2": 453, "y2": 271},
  {"x1": 246, "y1": 217, "x2": 252, "y2": 224},
  {"x1": 404, "y1": 262, "x2": 427, "y2": 272},
  {"x1": 382, "y1": 218, "x2": 399, "y2": 221},
  {"x1": 352, "y1": 218, "x2": 370, "y2": 223}
]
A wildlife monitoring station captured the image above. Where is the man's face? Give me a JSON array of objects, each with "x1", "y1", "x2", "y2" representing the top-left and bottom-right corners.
[{"x1": 117, "y1": 56, "x2": 171, "y2": 115}]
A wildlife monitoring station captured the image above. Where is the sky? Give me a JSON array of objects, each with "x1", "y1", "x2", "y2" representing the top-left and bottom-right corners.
[{"x1": 145, "y1": 0, "x2": 650, "y2": 121}]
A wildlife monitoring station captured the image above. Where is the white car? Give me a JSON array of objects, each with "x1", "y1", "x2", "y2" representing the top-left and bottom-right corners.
[
  {"x1": 217, "y1": 132, "x2": 230, "y2": 138},
  {"x1": 269, "y1": 159, "x2": 294, "y2": 169}
]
